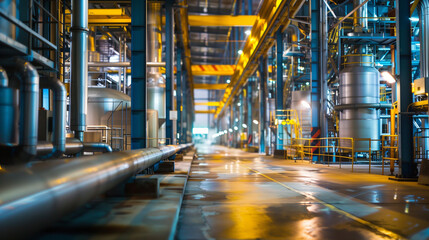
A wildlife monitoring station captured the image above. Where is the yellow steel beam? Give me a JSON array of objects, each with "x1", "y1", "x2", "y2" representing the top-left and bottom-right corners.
[
  {"x1": 192, "y1": 65, "x2": 235, "y2": 76},
  {"x1": 65, "y1": 9, "x2": 130, "y2": 26},
  {"x1": 188, "y1": 15, "x2": 257, "y2": 27},
  {"x1": 194, "y1": 83, "x2": 228, "y2": 90},
  {"x1": 195, "y1": 110, "x2": 216, "y2": 114},
  {"x1": 176, "y1": 0, "x2": 195, "y2": 103},
  {"x1": 214, "y1": 0, "x2": 306, "y2": 119},
  {"x1": 195, "y1": 102, "x2": 221, "y2": 107}
]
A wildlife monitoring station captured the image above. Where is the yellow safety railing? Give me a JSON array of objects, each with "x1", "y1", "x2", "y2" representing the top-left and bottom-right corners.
[
  {"x1": 281, "y1": 137, "x2": 355, "y2": 169},
  {"x1": 352, "y1": 138, "x2": 382, "y2": 173},
  {"x1": 381, "y1": 135, "x2": 398, "y2": 175}
]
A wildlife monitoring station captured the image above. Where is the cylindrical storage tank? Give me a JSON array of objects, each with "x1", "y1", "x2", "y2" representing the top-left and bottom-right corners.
[
  {"x1": 291, "y1": 91, "x2": 311, "y2": 138},
  {"x1": 338, "y1": 54, "x2": 380, "y2": 151}
]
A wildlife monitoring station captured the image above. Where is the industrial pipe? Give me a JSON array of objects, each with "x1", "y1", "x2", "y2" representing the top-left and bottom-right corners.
[
  {"x1": 37, "y1": 138, "x2": 112, "y2": 156},
  {"x1": 15, "y1": 59, "x2": 39, "y2": 159},
  {"x1": 0, "y1": 143, "x2": 192, "y2": 239},
  {"x1": 0, "y1": 66, "x2": 7, "y2": 87},
  {"x1": 65, "y1": 61, "x2": 164, "y2": 68},
  {"x1": 39, "y1": 77, "x2": 67, "y2": 158},
  {"x1": 70, "y1": 0, "x2": 89, "y2": 142}
]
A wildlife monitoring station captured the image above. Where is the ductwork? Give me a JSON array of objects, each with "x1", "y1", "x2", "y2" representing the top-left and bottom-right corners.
[
  {"x1": 0, "y1": 143, "x2": 192, "y2": 239},
  {"x1": 353, "y1": 0, "x2": 368, "y2": 32},
  {"x1": 14, "y1": 59, "x2": 39, "y2": 159},
  {"x1": 286, "y1": 24, "x2": 300, "y2": 51},
  {"x1": 70, "y1": 0, "x2": 89, "y2": 141},
  {"x1": 39, "y1": 77, "x2": 66, "y2": 158}
]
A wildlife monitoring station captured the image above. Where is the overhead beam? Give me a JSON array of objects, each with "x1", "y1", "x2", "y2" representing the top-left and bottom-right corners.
[
  {"x1": 214, "y1": 0, "x2": 306, "y2": 118},
  {"x1": 195, "y1": 102, "x2": 221, "y2": 107},
  {"x1": 194, "y1": 83, "x2": 228, "y2": 90},
  {"x1": 195, "y1": 110, "x2": 216, "y2": 114},
  {"x1": 66, "y1": 10, "x2": 256, "y2": 27},
  {"x1": 188, "y1": 15, "x2": 257, "y2": 27},
  {"x1": 192, "y1": 65, "x2": 235, "y2": 76}
]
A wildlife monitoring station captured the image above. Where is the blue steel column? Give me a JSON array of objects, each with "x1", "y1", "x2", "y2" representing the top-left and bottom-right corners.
[
  {"x1": 310, "y1": 0, "x2": 321, "y2": 161},
  {"x1": 259, "y1": 57, "x2": 268, "y2": 154},
  {"x1": 247, "y1": 81, "x2": 253, "y2": 146},
  {"x1": 131, "y1": 0, "x2": 147, "y2": 149},
  {"x1": 396, "y1": 0, "x2": 417, "y2": 178},
  {"x1": 276, "y1": 29, "x2": 284, "y2": 150},
  {"x1": 165, "y1": 0, "x2": 174, "y2": 145},
  {"x1": 239, "y1": 92, "x2": 244, "y2": 148},
  {"x1": 176, "y1": 48, "x2": 182, "y2": 144}
]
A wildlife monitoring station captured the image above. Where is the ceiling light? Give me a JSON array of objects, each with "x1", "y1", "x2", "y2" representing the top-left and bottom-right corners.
[
  {"x1": 381, "y1": 71, "x2": 396, "y2": 84},
  {"x1": 245, "y1": 29, "x2": 251, "y2": 36},
  {"x1": 238, "y1": 50, "x2": 243, "y2": 55}
]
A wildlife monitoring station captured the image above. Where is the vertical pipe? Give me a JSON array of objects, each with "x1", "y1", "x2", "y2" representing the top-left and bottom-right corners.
[
  {"x1": 259, "y1": 57, "x2": 268, "y2": 154},
  {"x1": 131, "y1": 0, "x2": 147, "y2": 149},
  {"x1": 396, "y1": 0, "x2": 417, "y2": 178},
  {"x1": 70, "y1": 0, "x2": 88, "y2": 142},
  {"x1": 0, "y1": 66, "x2": 8, "y2": 87},
  {"x1": 276, "y1": 30, "x2": 284, "y2": 150},
  {"x1": 247, "y1": 80, "x2": 252, "y2": 146},
  {"x1": 15, "y1": 59, "x2": 39, "y2": 158},
  {"x1": 177, "y1": 48, "x2": 182, "y2": 144},
  {"x1": 39, "y1": 77, "x2": 67, "y2": 157},
  {"x1": 165, "y1": 0, "x2": 174, "y2": 145}
]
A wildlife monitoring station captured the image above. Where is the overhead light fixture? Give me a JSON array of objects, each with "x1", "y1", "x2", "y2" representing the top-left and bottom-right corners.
[
  {"x1": 410, "y1": 17, "x2": 419, "y2": 22},
  {"x1": 234, "y1": 126, "x2": 238, "y2": 131},
  {"x1": 301, "y1": 100, "x2": 311, "y2": 109},
  {"x1": 253, "y1": 120, "x2": 259, "y2": 125},
  {"x1": 229, "y1": 128, "x2": 233, "y2": 133},
  {"x1": 381, "y1": 71, "x2": 396, "y2": 84},
  {"x1": 238, "y1": 50, "x2": 243, "y2": 55},
  {"x1": 226, "y1": 79, "x2": 231, "y2": 84},
  {"x1": 245, "y1": 29, "x2": 251, "y2": 36},
  {"x1": 242, "y1": 123, "x2": 247, "y2": 128}
]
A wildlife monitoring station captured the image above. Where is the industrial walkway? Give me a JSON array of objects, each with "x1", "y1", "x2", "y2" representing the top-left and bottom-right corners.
[{"x1": 176, "y1": 145, "x2": 429, "y2": 240}]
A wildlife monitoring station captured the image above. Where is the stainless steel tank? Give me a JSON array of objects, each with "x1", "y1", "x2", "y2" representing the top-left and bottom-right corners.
[
  {"x1": 291, "y1": 91, "x2": 311, "y2": 138},
  {"x1": 0, "y1": 0, "x2": 16, "y2": 39},
  {"x1": 338, "y1": 54, "x2": 380, "y2": 151}
]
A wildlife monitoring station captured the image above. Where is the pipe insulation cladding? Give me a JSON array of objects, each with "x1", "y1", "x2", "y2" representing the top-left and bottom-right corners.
[
  {"x1": 70, "y1": 0, "x2": 89, "y2": 141},
  {"x1": 0, "y1": 144, "x2": 193, "y2": 239}
]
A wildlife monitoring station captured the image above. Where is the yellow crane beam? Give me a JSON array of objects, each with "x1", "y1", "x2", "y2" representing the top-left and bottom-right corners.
[
  {"x1": 188, "y1": 15, "x2": 257, "y2": 27},
  {"x1": 214, "y1": 0, "x2": 306, "y2": 119},
  {"x1": 65, "y1": 10, "x2": 256, "y2": 27},
  {"x1": 193, "y1": 83, "x2": 228, "y2": 90},
  {"x1": 192, "y1": 65, "x2": 235, "y2": 76},
  {"x1": 195, "y1": 110, "x2": 216, "y2": 114},
  {"x1": 195, "y1": 102, "x2": 221, "y2": 107}
]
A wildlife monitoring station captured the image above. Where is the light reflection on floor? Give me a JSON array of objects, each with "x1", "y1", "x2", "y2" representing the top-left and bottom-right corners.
[{"x1": 176, "y1": 145, "x2": 429, "y2": 240}]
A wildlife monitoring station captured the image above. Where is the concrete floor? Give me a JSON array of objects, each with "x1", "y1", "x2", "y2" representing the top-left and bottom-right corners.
[{"x1": 176, "y1": 145, "x2": 429, "y2": 240}]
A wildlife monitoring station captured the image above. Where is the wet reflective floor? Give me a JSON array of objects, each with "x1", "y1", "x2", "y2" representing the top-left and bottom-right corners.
[{"x1": 176, "y1": 145, "x2": 429, "y2": 240}]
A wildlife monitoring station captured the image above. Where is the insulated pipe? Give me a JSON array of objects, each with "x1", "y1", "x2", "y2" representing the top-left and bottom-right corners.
[
  {"x1": 65, "y1": 62, "x2": 164, "y2": 68},
  {"x1": 0, "y1": 66, "x2": 8, "y2": 87},
  {"x1": 39, "y1": 77, "x2": 66, "y2": 158},
  {"x1": 15, "y1": 59, "x2": 39, "y2": 158},
  {"x1": 0, "y1": 144, "x2": 193, "y2": 239},
  {"x1": 286, "y1": 24, "x2": 300, "y2": 51},
  {"x1": 70, "y1": 0, "x2": 89, "y2": 142},
  {"x1": 37, "y1": 138, "x2": 112, "y2": 156},
  {"x1": 353, "y1": 0, "x2": 368, "y2": 31}
]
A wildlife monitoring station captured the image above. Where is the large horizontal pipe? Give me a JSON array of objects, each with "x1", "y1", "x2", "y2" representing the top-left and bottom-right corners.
[
  {"x1": 36, "y1": 138, "x2": 112, "y2": 156},
  {"x1": 65, "y1": 61, "x2": 165, "y2": 68},
  {"x1": 0, "y1": 143, "x2": 193, "y2": 238}
]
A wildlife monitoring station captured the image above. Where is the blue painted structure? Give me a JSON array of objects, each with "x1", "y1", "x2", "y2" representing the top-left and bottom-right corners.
[{"x1": 131, "y1": 0, "x2": 147, "y2": 149}]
